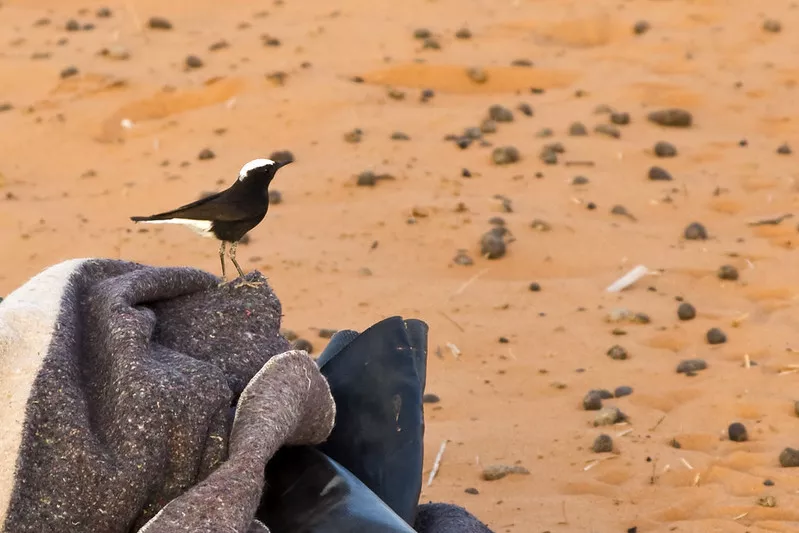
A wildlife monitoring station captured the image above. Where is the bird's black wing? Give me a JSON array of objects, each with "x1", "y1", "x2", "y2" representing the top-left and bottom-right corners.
[{"x1": 130, "y1": 190, "x2": 252, "y2": 222}]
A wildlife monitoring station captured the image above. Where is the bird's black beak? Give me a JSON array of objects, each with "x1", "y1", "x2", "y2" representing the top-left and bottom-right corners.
[{"x1": 275, "y1": 159, "x2": 293, "y2": 169}]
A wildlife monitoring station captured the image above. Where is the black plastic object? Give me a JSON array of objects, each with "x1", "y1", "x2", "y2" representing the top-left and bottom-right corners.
[{"x1": 257, "y1": 446, "x2": 417, "y2": 533}]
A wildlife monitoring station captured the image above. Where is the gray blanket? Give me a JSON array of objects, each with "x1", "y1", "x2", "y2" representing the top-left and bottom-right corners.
[{"x1": 0, "y1": 259, "x2": 492, "y2": 533}]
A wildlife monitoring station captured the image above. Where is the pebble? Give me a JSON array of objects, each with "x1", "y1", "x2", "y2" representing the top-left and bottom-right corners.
[
  {"x1": 422, "y1": 38, "x2": 441, "y2": 50},
  {"x1": 480, "y1": 120, "x2": 497, "y2": 134},
  {"x1": 779, "y1": 447, "x2": 799, "y2": 467},
  {"x1": 517, "y1": 103, "x2": 533, "y2": 117},
  {"x1": 511, "y1": 58, "x2": 534, "y2": 67},
  {"x1": 65, "y1": 19, "x2": 81, "y2": 31},
  {"x1": 717, "y1": 264, "x2": 739, "y2": 281},
  {"x1": 148, "y1": 16, "x2": 173, "y2": 30},
  {"x1": 648, "y1": 166, "x2": 673, "y2": 181},
  {"x1": 0, "y1": 102, "x2": 12, "y2": 112},
  {"x1": 677, "y1": 302, "x2": 696, "y2": 320},
  {"x1": 536, "y1": 128, "x2": 554, "y2": 138},
  {"x1": 633, "y1": 20, "x2": 651, "y2": 35},
  {"x1": 728, "y1": 422, "x2": 748, "y2": 442},
  {"x1": 539, "y1": 148, "x2": 558, "y2": 165},
  {"x1": 530, "y1": 219, "x2": 552, "y2": 232},
  {"x1": 583, "y1": 391, "x2": 603, "y2": 411},
  {"x1": 488, "y1": 105, "x2": 514, "y2": 122},
  {"x1": 592, "y1": 434, "x2": 614, "y2": 453},
  {"x1": 413, "y1": 28, "x2": 432, "y2": 39},
  {"x1": 763, "y1": 19, "x2": 782, "y2": 33},
  {"x1": 594, "y1": 124, "x2": 620, "y2": 138},
  {"x1": 391, "y1": 131, "x2": 410, "y2": 141},
  {"x1": 453, "y1": 249, "x2": 474, "y2": 266},
  {"x1": 572, "y1": 175, "x2": 590, "y2": 186},
  {"x1": 268, "y1": 190, "x2": 282, "y2": 204},
  {"x1": 594, "y1": 406, "x2": 625, "y2": 426},
  {"x1": 777, "y1": 143, "x2": 792, "y2": 155},
  {"x1": 609, "y1": 112, "x2": 630, "y2": 125},
  {"x1": 422, "y1": 393, "x2": 440, "y2": 403},
  {"x1": 198, "y1": 148, "x2": 215, "y2": 160},
  {"x1": 481, "y1": 464, "x2": 530, "y2": 481},
  {"x1": 464, "y1": 487, "x2": 479, "y2": 495},
  {"x1": 466, "y1": 67, "x2": 488, "y2": 84},
  {"x1": 291, "y1": 338, "x2": 314, "y2": 354},
  {"x1": 794, "y1": 400, "x2": 799, "y2": 417},
  {"x1": 480, "y1": 229, "x2": 507, "y2": 259},
  {"x1": 528, "y1": 282, "x2": 541, "y2": 292},
  {"x1": 569, "y1": 122, "x2": 588, "y2": 136},
  {"x1": 706, "y1": 327, "x2": 727, "y2": 345},
  {"x1": 100, "y1": 44, "x2": 130, "y2": 60},
  {"x1": 356, "y1": 171, "x2": 377, "y2": 186},
  {"x1": 280, "y1": 329, "x2": 298, "y2": 341},
  {"x1": 208, "y1": 40, "x2": 230, "y2": 51},
  {"x1": 185, "y1": 55, "x2": 204, "y2": 69},
  {"x1": 614, "y1": 386, "x2": 633, "y2": 398},
  {"x1": 492, "y1": 146, "x2": 520, "y2": 165},
  {"x1": 343, "y1": 128, "x2": 363, "y2": 143},
  {"x1": 648, "y1": 108, "x2": 692, "y2": 128},
  {"x1": 96, "y1": 7, "x2": 113, "y2": 18},
  {"x1": 60, "y1": 66, "x2": 79, "y2": 78},
  {"x1": 676, "y1": 358, "x2": 707, "y2": 375},
  {"x1": 420, "y1": 89, "x2": 435, "y2": 102},
  {"x1": 455, "y1": 27, "x2": 472, "y2": 39},
  {"x1": 654, "y1": 141, "x2": 677, "y2": 157},
  {"x1": 606, "y1": 345, "x2": 628, "y2": 360},
  {"x1": 684, "y1": 222, "x2": 708, "y2": 240},
  {"x1": 317, "y1": 328, "x2": 337, "y2": 339},
  {"x1": 594, "y1": 389, "x2": 614, "y2": 399}
]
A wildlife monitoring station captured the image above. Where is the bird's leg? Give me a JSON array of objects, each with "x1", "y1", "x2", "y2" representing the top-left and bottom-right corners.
[
  {"x1": 229, "y1": 240, "x2": 264, "y2": 289},
  {"x1": 217, "y1": 241, "x2": 228, "y2": 286}
]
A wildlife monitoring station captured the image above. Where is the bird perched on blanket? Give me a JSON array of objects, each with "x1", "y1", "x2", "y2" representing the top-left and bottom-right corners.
[{"x1": 130, "y1": 157, "x2": 292, "y2": 287}]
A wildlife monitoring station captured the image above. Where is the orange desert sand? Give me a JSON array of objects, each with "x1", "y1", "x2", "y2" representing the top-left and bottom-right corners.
[{"x1": 2, "y1": 1, "x2": 799, "y2": 532}]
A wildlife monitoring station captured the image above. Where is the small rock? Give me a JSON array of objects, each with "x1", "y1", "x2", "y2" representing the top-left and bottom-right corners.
[
  {"x1": 391, "y1": 131, "x2": 410, "y2": 141},
  {"x1": 420, "y1": 89, "x2": 435, "y2": 103},
  {"x1": 614, "y1": 386, "x2": 633, "y2": 398},
  {"x1": 648, "y1": 166, "x2": 673, "y2": 181},
  {"x1": 517, "y1": 103, "x2": 533, "y2": 117},
  {"x1": 594, "y1": 124, "x2": 620, "y2": 138},
  {"x1": 185, "y1": 55, "x2": 204, "y2": 69},
  {"x1": 794, "y1": 400, "x2": 799, "y2": 417},
  {"x1": 466, "y1": 67, "x2": 488, "y2": 84},
  {"x1": 198, "y1": 148, "x2": 215, "y2": 160},
  {"x1": 480, "y1": 120, "x2": 497, "y2": 134},
  {"x1": 779, "y1": 447, "x2": 799, "y2": 467},
  {"x1": 488, "y1": 105, "x2": 513, "y2": 122},
  {"x1": 268, "y1": 190, "x2": 282, "y2": 204},
  {"x1": 606, "y1": 345, "x2": 628, "y2": 360},
  {"x1": 413, "y1": 28, "x2": 432, "y2": 39},
  {"x1": 209, "y1": 40, "x2": 229, "y2": 51},
  {"x1": 706, "y1": 327, "x2": 727, "y2": 345},
  {"x1": 572, "y1": 175, "x2": 590, "y2": 186},
  {"x1": 592, "y1": 434, "x2": 614, "y2": 453},
  {"x1": 633, "y1": 20, "x2": 651, "y2": 35},
  {"x1": 96, "y1": 7, "x2": 113, "y2": 18},
  {"x1": 764, "y1": 479, "x2": 775, "y2": 486},
  {"x1": 583, "y1": 391, "x2": 603, "y2": 411},
  {"x1": 148, "y1": 16, "x2": 173, "y2": 30},
  {"x1": 511, "y1": 58, "x2": 534, "y2": 67},
  {"x1": 677, "y1": 302, "x2": 696, "y2": 320},
  {"x1": 65, "y1": 19, "x2": 81, "y2": 31},
  {"x1": 455, "y1": 27, "x2": 472, "y2": 39},
  {"x1": 677, "y1": 358, "x2": 707, "y2": 375},
  {"x1": 593, "y1": 389, "x2": 614, "y2": 400},
  {"x1": 757, "y1": 495, "x2": 777, "y2": 507},
  {"x1": 317, "y1": 328, "x2": 337, "y2": 339},
  {"x1": 536, "y1": 128, "x2": 554, "y2": 138},
  {"x1": 464, "y1": 487, "x2": 479, "y2": 495},
  {"x1": 717, "y1": 264, "x2": 739, "y2": 281},
  {"x1": 343, "y1": 128, "x2": 363, "y2": 143},
  {"x1": 422, "y1": 393, "x2": 440, "y2": 403},
  {"x1": 684, "y1": 222, "x2": 708, "y2": 240},
  {"x1": 356, "y1": 171, "x2": 377, "y2": 186},
  {"x1": 539, "y1": 147, "x2": 558, "y2": 165},
  {"x1": 463, "y1": 127, "x2": 482, "y2": 140},
  {"x1": 100, "y1": 44, "x2": 130, "y2": 60},
  {"x1": 481, "y1": 464, "x2": 530, "y2": 481},
  {"x1": 492, "y1": 146, "x2": 520, "y2": 165},
  {"x1": 763, "y1": 19, "x2": 782, "y2": 33},
  {"x1": 528, "y1": 282, "x2": 541, "y2": 292},
  {"x1": 654, "y1": 141, "x2": 677, "y2": 157},
  {"x1": 0, "y1": 102, "x2": 13, "y2": 113},
  {"x1": 648, "y1": 108, "x2": 693, "y2": 128},
  {"x1": 777, "y1": 143, "x2": 792, "y2": 155},
  {"x1": 422, "y1": 38, "x2": 441, "y2": 50},
  {"x1": 480, "y1": 229, "x2": 507, "y2": 259},
  {"x1": 594, "y1": 406, "x2": 625, "y2": 426},
  {"x1": 291, "y1": 338, "x2": 314, "y2": 354},
  {"x1": 609, "y1": 112, "x2": 630, "y2": 125},
  {"x1": 60, "y1": 66, "x2": 79, "y2": 78},
  {"x1": 453, "y1": 249, "x2": 474, "y2": 266},
  {"x1": 728, "y1": 422, "x2": 748, "y2": 442},
  {"x1": 387, "y1": 88, "x2": 406, "y2": 100},
  {"x1": 280, "y1": 329, "x2": 298, "y2": 341},
  {"x1": 569, "y1": 122, "x2": 588, "y2": 136},
  {"x1": 530, "y1": 219, "x2": 552, "y2": 232}
]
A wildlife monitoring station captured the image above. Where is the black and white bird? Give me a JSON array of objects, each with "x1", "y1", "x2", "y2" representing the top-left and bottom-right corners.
[{"x1": 130, "y1": 157, "x2": 292, "y2": 287}]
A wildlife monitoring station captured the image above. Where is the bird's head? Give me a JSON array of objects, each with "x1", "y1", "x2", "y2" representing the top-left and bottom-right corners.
[{"x1": 237, "y1": 157, "x2": 293, "y2": 182}]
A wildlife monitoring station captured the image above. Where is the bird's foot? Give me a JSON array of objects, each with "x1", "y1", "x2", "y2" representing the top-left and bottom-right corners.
[{"x1": 232, "y1": 279, "x2": 265, "y2": 289}]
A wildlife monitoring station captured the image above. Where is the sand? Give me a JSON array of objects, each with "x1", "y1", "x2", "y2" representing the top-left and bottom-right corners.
[{"x1": 2, "y1": 0, "x2": 799, "y2": 531}]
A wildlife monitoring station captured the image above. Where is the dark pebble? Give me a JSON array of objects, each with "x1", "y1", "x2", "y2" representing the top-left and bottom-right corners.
[
  {"x1": 455, "y1": 27, "x2": 472, "y2": 39},
  {"x1": 413, "y1": 28, "x2": 432, "y2": 39},
  {"x1": 269, "y1": 150, "x2": 295, "y2": 164},
  {"x1": 422, "y1": 393, "x2": 440, "y2": 404},
  {"x1": 65, "y1": 19, "x2": 80, "y2": 31},
  {"x1": 186, "y1": 55, "x2": 204, "y2": 69},
  {"x1": 540, "y1": 148, "x2": 558, "y2": 165},
  {"x1": 593, "y1": 389, "x2": 614, "y2": 400},
  {"x1": 763, "y1": 19, "x2": 782, "y2": 33},
  {"x1": 779, "y1": 447, "x2": 799, "y2": 467},
  {"x1": 583, "y1": 391, "x2": 603, "y2": 411},
  {"x1": 96, "y1": 7, "x2": 112, "y2": 18},
  {"x1": 356, "y1": 171, "x2": 378, "y2": 186},
  {"x1": 654, "y1": 141, "x2": 677, "y2": 157},
  {"x1": 148, "y1": 16, "x2": 173, "y2": 30},
  {"x1": 528, "y1": 282, "x2": 541, "y2": 292},
  {"x1": 536, "y1": 127, "x2": 554, "y2": 137},
  {"x1": 572, "y1": 175, "x2": 590, "y2": 186},
  {"x1": 606, "y1": 345, "x2": 628, "y2": 361},
  {"x1": 715, "y1": 266, "x2": 738, "y2": 283},
  {"x1": 463, "y1": 127, "x2": 482, "y2": 140},
  {"x1": 480, "y1": 229, "x2": 506, "y2": 259},
  {"x1": 455, "y1": 137, "x2": 472, "y2": 149},
  {"x1": 648, "y1": 108, "x2": 692, "y2": 128},
  {"x1": 594, "y1": 124, "x2": 621, "y2": 138},
  {"x1": 453, "y1": 249, "x2": 474, "y2": 266},
  {"x1": 684, "y1": 222, "x2": 708, "y2": 240},
  {"x1": 464, "y1": 487, "x2": 479, "y2": 495},
  {"x1": 592, "y1": 434, "x2": 614, "y2": 453},
  {"x1": 209, "y1": 40, "x2": 229, "y2": 51},
  {"x1": 391, "y1": 131, "x2": 410, "y2": 141},
  {"x1": 480, "y1": 120, "x2": 497, "y2": 134},
  {"x1": 633, "y1": 20, "x2": 651, "y2": 34},
  {"x1": 677, "y1": 302, "x2": 696, "y2": 320},
  {"x1": 60, "y1": 66, "x2": 79, "y2": 78},
  {"x1": 648, "y1": 166, "x2": 673, "y2": 181},
  {"x1": 498, "y1": 336, "x2": 509, "y2": 344},
  {"x1": 706, "y1": 327, "x2": 727, "y2": 345},
  {"x1": 420, "y1": 88, "x2": 435, "y2": 102},
  {"x1": 569, "y1": 122, "x2": 588, "y2": 136},
  {"x1": 0, "y1": 102, "x2": 12, "y2": 113},
  {"x1": 511, "y1": 58, "x2": 534, "y2": 67},
  {"x1": 317, "y1": 328, "x2": 337, "y2": 339},
  {"x1": 268, "y1": 190, "x2": 282, "y2": 204},
  {"x1": 610, "y1": 112, "x2": 630, "y2": 125},
  {"x1": 82, "y1": 23, "x2": 95, "y2": 31},
  {"x1": 517, "y1": 103, "x2": 533, "y2": 116},
  {"x1": 198, "y1": 148, "x2": 215, "y2": 160},
  {"x1": 594, "y1": 406, "x2": 626, "y2": 426},
  {"x1": 461, "y1": 168, "x2": 472, "y2": 178},
  {"x1": 492, "y1": 146, "x2": 520, "y2": 165},
  {"x1": 777, "y1": 143, "x2": 792, "y2": 155},
  {"x1": 280, "y1": 329, "x2": 298, "y2": 341},
  {"x1": 728, "y1": 422, "x2": 748, "y2": 442},
  {"x1": 488, "y1": 105, "x2": 514, "y2": 122},
  {"x1": 614, "y1": 386, "x2": 633, "y2": 398},
  {"x1": 676, "y1": 358, "x2": 707, "y2": 374},
  {"x1": 291, "y1": 338, "x2": 314, "y2": 354},
  {"x1": 422, "y1": 38, "x2": 440, "y2": 50},
  {"x1": 764, "y1": 479, "x2": 775, "y2": 486}
]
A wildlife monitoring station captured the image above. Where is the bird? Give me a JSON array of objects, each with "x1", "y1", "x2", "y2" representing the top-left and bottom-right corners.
[{"x1": 130, "y1": 157, "x2": 292, "y2": 288}]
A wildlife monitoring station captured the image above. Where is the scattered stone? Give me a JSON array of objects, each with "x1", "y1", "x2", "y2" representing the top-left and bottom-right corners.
[
  {"x1": 198, "y1": 148, "x2": 215, "y2": 160},
  {"x1": 511, "y1": 58, "x2": 534, "y2": 67},
  {"x1": 422, "y1": 393, "x2": 440, "y2": 403},
  {"x1": 517, "y1": 103, "x2": 533, "y2": 117},
  {"x1": 291, "y1": 338, "x2": 314, "y2": 354},
  {"x1": 606, "y1": 345, "x2": 628, "y2": 361},
  {"x1": 654, "y1": 141, "x2": 677, "y2": 157},
  {"x1": 266, "y1": 71, "x2": 288, "y2": 86},
  {"x1": 185, "y1": 55, "x2": 203, "y2": 69},
  {"x1": 633, "y1": 20, "x2": 651, "y2": 35},
  {"x1": 413, "y1": 28, "x2": 432, "y2": 39},
  {"x1": 481, "y1": 464, "x2": 530, "y2": 481},
  {"x1": 387, "y1": 88, "x2": 405, "y2": 100},
  {"x1": 317, "y1": 328, "x2": 337, "y2": 339},
  {"x1": 528, "y1": 282, "x2": 541, "y2": 292},
  {"x1": 717, "y1": 265, "x2": 739, "y2": 281},
  {"x1": 777, "y1": 143, "x2": 792, "y2": 155},
  {"x1": 648, "y1": 108, "x2": 692, "y2": 128},
  {"x1": 706, "y1": 327, "x2": 727, "y2": 345},
  {"x1": 268, "y1": 190, "x2": 282, "y2": 204},
  {"x1": 343, "y1": 128, "x2": 363, "y2": 143},
  {"x1": 728, "y1": 422, "x2": 748, "y2": 442},
  {"x1": 757, "y1": 495, "x2": 777, "y2": 508},
  {"x1": 466, "y1": 67, "x2": 488, "y2": 84},
  {"x1": 569, "y1": 122, "x2": 588, "y2": 136},
  {"x1": 676, "y1": 358, "x2": 707, "y2": 375},
  {"x1": 614, "y1": 386, "x2": 633, "y2": 398},
  {"x1": 390, "y1": 131, "x2": 410, "y2": 141},
  {"x1": 463, "y1": 127, "x2": 482, "y2": 140},
  {"x1": 592, "y1": 434, "x2": 614, "y2": 453},
  {"x1": 530, "y1": 219, "x2": 552, "y2": 232},
  {"x1": 464, "y1": 487, "x2": 479, "y2": 495},
  {"x1": 280, "y1": 329, "x2": 298, "y2": 341},
  {"x1": 480, "y1": 228, "x2": 507, "y2": 259},
  {"x1": 148, "y1": 16, "x2": 173, "y2": 30},
  {"x1": 100, "y1": 44, "x2": 130, "y2": 60},
  {"x1": 764, "y1": 479, "x2": 775, "y2": 486},
  {"x1": 677, "y1": 302, "x2": 696, "y2": 321},
  {"x1": 593, "y1": 389, "x2": 614, "y2": 400},
  {"x1": 60, "y1": 66, "x2": 79, "y2": 78},
  {"x1": 583, "y1": 391, "x2": 603, "y2": 411},
  {"x1": 96, "y1": 7, "x2": 113, "y2": 18},
  {"x1": 779, "y1": 447, "x2": 799, "y2": 467},
  {"x1": 594, "y1": 406, "x2": 625, "y2": 426},
  {"x1": 453, "y1": 249, "x2": 474, "y2": 266},
  {"x1": 0, "y1": 102, "x2": 13, "y2": 113},
  {"x1": 480, "y1": 120, "x2": 497, "y2": 134},
  {"x1": 794, "y1": 400, "x2": 799, "y2": 417},
  {"x1": 488, "y1": 105, "x2": 513, "y2": 122},
  {"x1": 422, "y1": 38, "x2": 441, "y2": 50},
  {"x1": 420, "y1": 88, "x2": 435, "y2": 103},
  {"x1": 455, "y1": 27, "x2": 472, "y2": 39},
  {"x1": 763, "y1": 19, "x2": 782, "y2": 33},
  {"x1": 269, "y1": 150, "x2": 295, "y2": 164},
  {"x1": 648, "y1": 166, "x2": 673, "y2": 181},
  {"x1": 536, "y1": 128, "x2": 554, "y2": 138},
  {"x1": 572, "y1": 175, "x2": 590, "y2": 186},
  {"x1": 355, "y1": 170, "x2": 394, "y2": 187},
  {"x1": 65, "y1": 19, "x2": 81, "y2": 31},
  {"x1": 492, "y1": 146, "x2": 520, "y2": 165},
  {"x1": 594, "y1": 124, "x2": 620, "y2": 138},
  {"x1": 262, "y1": 35, "x2": 281, "y2": 47},
  {"x1": 609, "y1": 112, "x2": 630, "y2": 125},
  {"x1": 610, "y1": 205, "x2": 636, "y2": 221},
  {"x1": 539, "y1": 147, "x2": 558, "y2": 165},
  {"x1": 684, "y1": 222, "x2": 708, "y2": 240}
]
